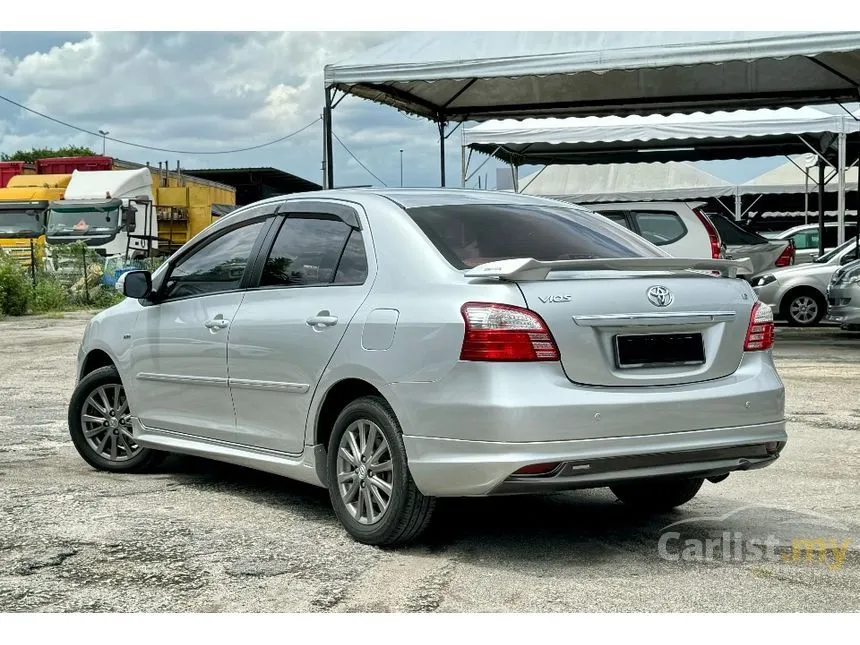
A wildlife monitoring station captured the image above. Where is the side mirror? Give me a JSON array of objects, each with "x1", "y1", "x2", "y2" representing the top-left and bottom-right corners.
[
  {"x1": 122, "y1": 206, "x2": 137, "y2": 232},
  {"x1": 122, "y1": 270, "x2": 153, "y2": 299},
  {"x1": 842, "y1": 254, "x2": 857, "y2": 265}
]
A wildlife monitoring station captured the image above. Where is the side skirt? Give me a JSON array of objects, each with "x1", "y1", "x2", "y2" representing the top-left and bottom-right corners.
[{"x1": 131, "y1": 417, "x2": 327, "y2": 489}]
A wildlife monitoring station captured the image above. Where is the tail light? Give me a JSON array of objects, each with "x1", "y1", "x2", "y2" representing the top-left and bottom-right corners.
[
  {"x1": 775, "y1": 240, "x2": 795, "y2": 268},
  {"x1": 693, "y1": 208, "x2": 723, "y2": 259},
  {"x1": 744, "y1": 302, "x2": 775, "y2": 351},
  {"x1": 460, "y1": 302, "x2": 560, "y2": 362}
]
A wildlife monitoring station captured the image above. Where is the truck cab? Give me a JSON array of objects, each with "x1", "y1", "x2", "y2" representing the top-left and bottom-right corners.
[
  {"x1": 0, "y1": 174, "x2": 71, "y2": 268},
  {"x1": 45, "y1": 168, "x2": 157, "y2": 266}
]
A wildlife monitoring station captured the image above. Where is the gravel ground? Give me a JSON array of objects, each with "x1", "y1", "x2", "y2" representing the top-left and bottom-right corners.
[{"x1": 1, "y1": 312, "x2": 859, "y2": 612}]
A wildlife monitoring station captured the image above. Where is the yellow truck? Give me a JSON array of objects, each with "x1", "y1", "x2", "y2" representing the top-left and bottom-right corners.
[
  {"x1": 125, "y1": 160, "x2": 237, "y2": 254},
  {"x1": 36, "y1": 156, "x2": 237, "y2": 255},
  {"x1": 1, "y1": 157, "x2": 236, "y2": 272},
  {"x1": 0, "y1": 174, "x2": 71, "y2": 270}
]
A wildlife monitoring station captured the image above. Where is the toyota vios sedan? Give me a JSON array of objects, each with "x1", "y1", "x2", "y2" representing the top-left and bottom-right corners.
[{"x1": 69, "y1": 189, "x2": 786, "y2": 546}]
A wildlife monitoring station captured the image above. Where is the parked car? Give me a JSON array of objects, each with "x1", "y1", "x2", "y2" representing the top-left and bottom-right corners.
[
  {"x1": 751, "y1": 237, "x2": 860, "y2": 326},
  {"x1": 826, "y1": 257, "x2": 860, "y2": 329},
  {"x1": 706, "y1": 212, "x2": 794, "y2": 275},
  {"x1": 68, "y1": 189, "x2": 786, "y2": 546},
  {"x1": 588, "y1": 201, "x2": 724, "y2": 259},
  {"x1": 764, "y1": 222, "x2": 859, "y2": 264}
]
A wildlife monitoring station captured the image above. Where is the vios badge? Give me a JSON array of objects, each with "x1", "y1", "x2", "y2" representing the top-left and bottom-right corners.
[{"x1": 646, "y1": 285, "x2": 674, "y2": 308}]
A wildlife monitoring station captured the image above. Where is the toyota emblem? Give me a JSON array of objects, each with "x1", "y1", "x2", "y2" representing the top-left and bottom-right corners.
[{"x1": 647, "y1": 285, "x2": 674, "y2": 308}]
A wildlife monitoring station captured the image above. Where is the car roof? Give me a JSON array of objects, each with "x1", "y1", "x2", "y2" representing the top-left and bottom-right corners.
[
  {"x1": 778, "y1": 222, "x2": 852, "y2": 236},
  {"x1": 221, "y1": 188, "x2": 581, "y2": 222}
]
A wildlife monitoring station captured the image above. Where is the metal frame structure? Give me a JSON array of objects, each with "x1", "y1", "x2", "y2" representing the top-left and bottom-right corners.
[
  {"x1": 463, "y1": 108, "x2": 860, "y2": 253},
  {"x1": 323, "y1": 32, "x2": 860, "y2": 191}
]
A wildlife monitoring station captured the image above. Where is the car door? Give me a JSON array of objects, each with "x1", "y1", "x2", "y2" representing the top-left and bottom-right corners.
[
  {"x1": 226, "y1": 202, "x2": 373, "y2": 454},
  {"x1": 130, "y1": 206, "x2": 276, "y2": 440},
  {"x1": 792, "y1": 229, "x2": 820, "y2": 263}
]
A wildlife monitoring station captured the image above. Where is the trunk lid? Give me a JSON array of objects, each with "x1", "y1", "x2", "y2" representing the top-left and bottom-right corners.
[{"x1": 467, "y1": 257, "x2": 756, "y2": 388}]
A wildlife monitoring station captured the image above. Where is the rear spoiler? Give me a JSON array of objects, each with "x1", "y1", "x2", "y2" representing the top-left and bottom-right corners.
[{"x1": 464, "y1": 257, "x2": 754, "y2": 281}]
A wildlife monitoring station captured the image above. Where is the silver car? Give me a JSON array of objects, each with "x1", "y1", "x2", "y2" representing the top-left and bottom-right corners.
[
  {"x1": 68, "y1": 189, "x2": 787, "y2": 546},
  {"x1": 750, "y1": 238, "x2": 859, "y2": 327},
  {"x1": 827, "y1": 257, "x2": 860, "y2": 329}
]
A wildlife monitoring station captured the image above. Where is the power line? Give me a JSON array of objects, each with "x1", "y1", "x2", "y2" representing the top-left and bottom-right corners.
[
  {"x1": 0, "y1": 92, "x2": 320, "y2": 155},
  {"x1": 332, "y1": 131, "x2": 389, "y2": 187}
]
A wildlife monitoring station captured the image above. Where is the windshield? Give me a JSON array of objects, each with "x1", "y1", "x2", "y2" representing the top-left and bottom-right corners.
[
  {"x1": 47, "y1": 204, "x2": 121, "y2": 236},
  {"x1": 405, "y1": 203, "x2": 664, "y2": 270},
  {"x1": 0, "y1": 207, "x2": 45, "y2": 237},
  {"x1": 815, "y1": 237, "x2": 859, "y2": 263},
  {"x1": 707, "y1": 213, "x2": 769, "y2": 245}
]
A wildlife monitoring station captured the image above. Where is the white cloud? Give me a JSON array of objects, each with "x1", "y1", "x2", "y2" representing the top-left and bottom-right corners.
[{"x1": 0, "y1": 31, "x2": 470, "y2": 188}]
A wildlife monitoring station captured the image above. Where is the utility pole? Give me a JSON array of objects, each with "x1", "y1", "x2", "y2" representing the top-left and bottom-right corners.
[
  {"x1": 98, "y1": 130, "x2": 109, "y2": 155},
  {"x1": 399, "y1": 149, "x2": 404, "y2": 187}
]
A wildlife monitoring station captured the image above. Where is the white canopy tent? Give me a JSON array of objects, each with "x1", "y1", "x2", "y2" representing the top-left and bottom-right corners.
[
  {"x1": 518, "y1": 162, "x2": 734, "y2": 204},
  {"x1": 323, "y1": 31, "x2": 860, "y2": 188},
  {"x1": 741, "y1": 154, "x2": 859, "y2": 195},
  {"x1": 463, "y1": 106, "x2": 860, "y2": 245}
]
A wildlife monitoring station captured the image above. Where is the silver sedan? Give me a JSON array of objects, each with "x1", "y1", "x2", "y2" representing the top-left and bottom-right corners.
[
  {"x1": 68, "y1": 189, "x2": 787, "y2": 546},
  {"x1": 827, "y1": 258, "x2": 860, "y2": 329}
]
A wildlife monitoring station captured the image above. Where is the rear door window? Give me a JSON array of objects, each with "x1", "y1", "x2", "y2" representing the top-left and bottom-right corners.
[
  {"x1": 404, "y1": 203, "x2": 662, "y2": 269},
  {"x1": 259, "y1": 216, "x2": 366, "y2": 287},
  {"x1": 792, "y1": 230, "x2": 819, "y2": 250},
  {"x1": 629, "y1": 211, "x2": 687, "y2": 246}
]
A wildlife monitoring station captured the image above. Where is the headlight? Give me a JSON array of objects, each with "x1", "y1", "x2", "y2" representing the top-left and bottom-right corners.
[
  {"x1": 847, "y1": 275, "x2": 860, "y2": 286},
  {"x1": 754, "y1": 275, "x2": 776, "y2": 287}
]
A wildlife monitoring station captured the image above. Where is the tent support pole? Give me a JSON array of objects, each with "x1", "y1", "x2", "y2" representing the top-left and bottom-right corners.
[
  {"x1": 518, "y1": 165, "x2": 547, "y2": 194},
  {"x1": 323, "y1": 87, "x2": 334, "y2": 190},
  {"x1": 438, "y1": 120, "x2": 446, "y2": 187},
  {"x1": 837, "y1": 131, "x2": 847, "y2": 245},
  {"x1": 734, "y1": 186, "x2": 741, "y2": 220},
  {"x1": 511, "y1": 163, "x2": 518, "y2": 192},
  {"x1": 460, "y1": 127, "x2": 466, "y2": 188},
  {"x1": 818, "y1": 160, "x2": 826, "y2": 258}
]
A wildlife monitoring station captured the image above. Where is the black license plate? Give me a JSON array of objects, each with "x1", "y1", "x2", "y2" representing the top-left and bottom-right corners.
[{"x1": 615, "y1": 333, "x2": 705, "y2": 368}]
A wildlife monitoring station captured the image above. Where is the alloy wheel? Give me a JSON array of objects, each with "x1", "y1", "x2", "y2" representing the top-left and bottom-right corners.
[
  {"x1": 789, "y1": 295, "x2": 819, "y2": 324},
  {"x1": 336, "y1": 419, "x2": 394, "y2": 525},
  {"x1": 80, "y1": 384, "x2": 141, "y2": 462}
]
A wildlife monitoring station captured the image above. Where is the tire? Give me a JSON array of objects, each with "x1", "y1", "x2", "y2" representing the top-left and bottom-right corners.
[
  {"x1": 68, "y1": 366, "x2": 164, "y2": 473},
  {"x1": 610, "y1": 477, "x2": 704, "y2": 513},
  {"x1": 327, "y1": 396, "x2": 435, "y2": 546},
  {"x1": 782, "y1": 289, "x2": 826, "y2": 327}
]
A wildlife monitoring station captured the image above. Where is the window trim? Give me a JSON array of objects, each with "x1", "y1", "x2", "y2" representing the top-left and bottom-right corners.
[
  {"x1": 628, "y1": 210, "x2": 688, "y2": 247},
  {"x1": 153, "y1": 214, "x2": 277, "y2": 304},
  {"x1": 596, "y1": 210, "x2": 635, "y2": 231},
  {"x1": 248, "y1": 207, "x2": 370, "y2": 292}
]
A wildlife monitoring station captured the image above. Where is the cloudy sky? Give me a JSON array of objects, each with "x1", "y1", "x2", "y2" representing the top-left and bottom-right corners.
[{"x1": 0, "y1": 31, "x2": 816, "y2": 190}]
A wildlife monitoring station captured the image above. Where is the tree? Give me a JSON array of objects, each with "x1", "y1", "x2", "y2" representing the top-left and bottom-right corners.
[{"x1": 0, "y1": 146, "x2": 98, "y2": 162}]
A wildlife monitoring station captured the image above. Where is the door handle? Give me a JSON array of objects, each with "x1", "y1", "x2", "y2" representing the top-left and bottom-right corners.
[
  {"x1": 204, "y1": 315, "x2": 230, "y2": 330},
  {"x1": 306, "y1": 311, "x2": 338, "y2": 328}
]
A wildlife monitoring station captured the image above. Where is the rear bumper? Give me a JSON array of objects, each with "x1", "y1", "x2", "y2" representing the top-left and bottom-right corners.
[
  {"x1": 387, "y1": 353, "x2": 786, "y2": 497},
  {"x1": 403, "y1": 421, "x2": 787, "y2": 497}
]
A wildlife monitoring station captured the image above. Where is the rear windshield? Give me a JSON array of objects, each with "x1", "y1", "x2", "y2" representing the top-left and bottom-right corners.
[
  {"x1": 405, "y1": 203, "x2": 663, "y2": 269},
  {"x1": 708, "y1": 213, "x2": 768, "y2": 245}
]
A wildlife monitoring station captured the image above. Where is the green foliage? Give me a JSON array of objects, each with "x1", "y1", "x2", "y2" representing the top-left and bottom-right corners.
[
  {"x1": 0, "y1": 241, "x2": 164, "y2": 316},
  {"x1": 30, "y1": 277, "x2": 69, "y2": 313},
  {"x1": 0, "y1": 146, "x2": 98, "y2": 162},
  {"x1": 0, "y1": 252, "x2": 31, "y2": 316}
]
